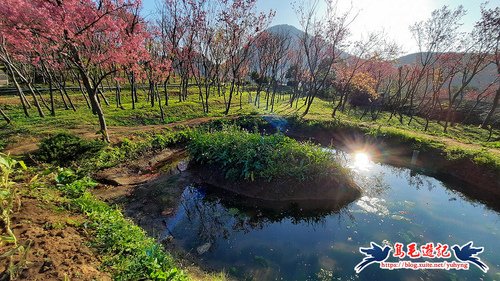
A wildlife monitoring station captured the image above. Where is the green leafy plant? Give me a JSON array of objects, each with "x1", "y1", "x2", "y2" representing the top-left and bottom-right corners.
[
  {"x1": 0, "y1": 153, "x2": 26, "y2": 245},
  {"x1": 55, "y1": 169, "x2": 97, "y2": 198},
  {"x1": 0, "y1": 152, "x2": 31, "y2": 280}
]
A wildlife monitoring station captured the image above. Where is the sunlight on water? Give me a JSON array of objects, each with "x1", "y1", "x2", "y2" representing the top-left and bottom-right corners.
[{"x1": 353, "y1": 152, "x2": 371, "y2": 170}]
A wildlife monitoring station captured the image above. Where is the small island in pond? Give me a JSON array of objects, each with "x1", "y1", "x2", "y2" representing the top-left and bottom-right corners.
[{"x1": 188, "y1": 128, "x2": 362, "y2": 209}]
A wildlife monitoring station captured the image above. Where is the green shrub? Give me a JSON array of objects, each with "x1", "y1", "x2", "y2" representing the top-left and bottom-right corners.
[
  {"x1": 188, "y1": 127, "x2": 347, "y2": 182},
  {"x1": 205, "y1": 116, "x2": 271, "y2": 133},
  {"x1": 84, "y1": 130, "x2": 193, "y2": 173},
  {"x1": 36, "y1": 133, "x2": 105, "y2": 166}
]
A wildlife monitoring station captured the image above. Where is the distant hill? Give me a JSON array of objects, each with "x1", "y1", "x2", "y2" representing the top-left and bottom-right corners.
[
  {"x1": 264, "y1": 24, "x2": 303, "y2": 57},
  {"x1": 262, "y1": 24, "x2": 351, "y2": 65},
  {"x1": 266, "y1": 24, "x2": 304, "y2": 39}
]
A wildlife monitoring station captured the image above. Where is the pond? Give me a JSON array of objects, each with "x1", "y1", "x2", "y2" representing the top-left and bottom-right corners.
[{"x1": 161, "y1": 149, "x2": 500, "y2": 280}]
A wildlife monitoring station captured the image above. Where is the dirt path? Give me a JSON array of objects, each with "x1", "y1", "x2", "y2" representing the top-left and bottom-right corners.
[{"x1": 4, "y1": 115, "x2": 236, "y2": 155}]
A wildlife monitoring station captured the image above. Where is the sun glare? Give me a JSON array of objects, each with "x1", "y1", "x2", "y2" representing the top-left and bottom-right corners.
[{"x1": 353, "y1": 152, "x2": 371, "y2": 170}]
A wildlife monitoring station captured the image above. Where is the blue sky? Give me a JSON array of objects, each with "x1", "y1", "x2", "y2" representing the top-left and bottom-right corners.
[{"x1": 141, "y1": 0, "x2": 499, "y2": 55}]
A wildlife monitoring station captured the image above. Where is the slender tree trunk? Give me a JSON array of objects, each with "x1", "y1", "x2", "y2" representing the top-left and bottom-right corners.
[
  {"x1": 115, "y1": 81, "x2": 123, "y2": 109},
  {"x1": 149, "y1": 80, "x2": 155, "y2": 107},
  {"x1": 163, "y1": 78, "x2": 169, "y2": 106},
  {"x1": 238, "y1": 82, "x2": 242, "y2": 110},
  {"x1": 303, "y1": 90, "x2": 316, "y2": 117},
  {"x1": 98, "y1": 89, "x2": 110, "y2": 106},
  {"x1": 58, "y1": 87, "x2": 69, "y2": 110},
  {"x1": 61, "y1": 80, "x2": 76, "y2": 111},
  {"x1": 49, "y1": 78, "x2": 55, "y2": 116},
  {"x1": 6, "y1": 66, "x2": 30, "y2": 117},
  {"x1": 481, "y1": 86, "x2": 499, "y2": 129},
  {"x1": 0, "y1": 107, "x2": 10, "y2": 124},
  {"x1": 332, "y1": 92, "x2": 343, "y2": 118},
  {"x1": 11, "y1": 62, "x2": 45, "y2": 117},
  {"x1": 156, "y1": 84, "x2": 165, "y2": 122},
  {"x1": 270, "y1": 83, "x2": 277, "y2": 112},
  {"x1": 225, "y1": 81, "x2": 235, "y2": 115},
  {"x1": 77, "y1": 79, "x2": 91, "y2": 109},
  {"x1": 26, "y1": 84, "x2": 45, "y2": 118},
  {"x1": 34, "y1": 87, "x2": 50, "y2": 111},
  {"x1": 130, "y1": 73, "x2": 136, "y2": 110}
]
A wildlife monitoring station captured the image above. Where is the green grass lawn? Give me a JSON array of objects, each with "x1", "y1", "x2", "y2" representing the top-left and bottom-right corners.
[{"x1": 1, "y1": 87, "x2": 499, "y2": 155}]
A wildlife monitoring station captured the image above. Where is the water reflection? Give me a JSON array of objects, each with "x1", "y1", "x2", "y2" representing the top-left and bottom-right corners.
[
  {"x1": 166, "y1": 185, "x2": 353, "y2": 243},
  {"x1": 161, "y1": 149, "x2": 500, "y2": 281}
]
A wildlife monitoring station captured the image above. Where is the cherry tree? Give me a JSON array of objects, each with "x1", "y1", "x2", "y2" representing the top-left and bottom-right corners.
[
  {"x1": 477, "y1": 6, "x2": 500, "y2": 128},
  {"x1": 294, "y1": 0, "x2": 355, "y2": 116},
  {"x1": 219, "y1": 0, "x2": 274, "y2": 115},
  {"x1": 0, "y1": 0, "x2": 149, "y2": 141}
]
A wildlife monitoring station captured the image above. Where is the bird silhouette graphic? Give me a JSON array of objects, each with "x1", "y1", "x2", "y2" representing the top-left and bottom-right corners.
[
  {"x1": 355, "y1": 242, "x2": 392, "y2": 273},
  {"x1": 452, "y1": 242, "x2": 489, "y2": 273}
]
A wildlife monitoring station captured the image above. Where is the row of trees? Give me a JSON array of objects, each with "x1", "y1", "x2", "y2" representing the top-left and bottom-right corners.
[
  {"x1": 0, "y1": 0, "x2": 498, "y2": 140},
  {"x1": 287, "y1": 1, "x2": 499, "y2": 132},
  {"x1": 0, "y1": 0, "x2": 274, "y2": 141}
]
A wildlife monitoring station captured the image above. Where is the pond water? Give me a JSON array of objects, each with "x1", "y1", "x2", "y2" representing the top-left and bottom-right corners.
[{"x1": 162, "y1": 150, "x2": 500, "y2": 280}]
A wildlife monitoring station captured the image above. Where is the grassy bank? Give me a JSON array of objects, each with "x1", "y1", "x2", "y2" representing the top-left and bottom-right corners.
[
  {"x1": 1, "y1": 87, "x2": 498, "y2": 158},
  {"x1": 286, "y1": 116, "x2": 500, "y2": 173},
  {"x1": 1, "y1": 153, "x2": 226, "y2": 280},
  {"x1": 57, "y1": 169, "x2": 188, "y2": 280},
  {"x1": 33, "y1": 129, "x2": 193, "y2": 175}
]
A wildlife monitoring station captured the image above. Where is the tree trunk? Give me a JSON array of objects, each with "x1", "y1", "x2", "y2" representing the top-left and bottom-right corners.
[
  {"x1": 0, "y1": 107, "x2": 10, "y2": 124},
  {"x1": 130, "y1": 73, "x2": 136, "y2": 110},
  {"x1": 481, "y1": 86, "x2": 499, "y2": 129},
  {"x1": 79, "y1": 71, "x2": 109, "y2": 142},
  {"x1": 49, "y1": 78, "x2": 55, "y2": 116},
  {"x1": 156, "y1": 84, "x2": 165, "y2": 122},
  {"x1": 27, "y1": 84, "x2": 45, "y2": 118},
  {"x1": 98, "y1": 89, "x2": 110, "y2": 106},
  {"x1": 61, "y1": 80, "x2": 76, "y2": 111},
  {"x1": 303, "y1": 91, "x2": 315, "y2": 117},
  {"x1": 115, "y1": 81, "x2": 123, "y2": 109},
  {"x1": 163, "y1": 78, "x2": 169, "y2": 106},
  {"x1": 77, "y1": 79, "x2": 91, "y2": 109},
  {"x1": 224, "y1": 81, "x2": 235, "y2": 115},
  {"x1": 9, "y1": 68, "x2": 30, "y2": 117}
]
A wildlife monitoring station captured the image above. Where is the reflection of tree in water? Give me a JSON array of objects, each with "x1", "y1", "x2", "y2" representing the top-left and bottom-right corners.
[
  {"x1": 382, "y1": 165, "x2": 436, "y2": 191},
  {"x1": 175, "y1": 185, "x2": 355, "y2": 244},
  {"x1": 407, "y1": 170, "x2": 436, "y2": 191},
  {"x1": 178, "y1": 187, "x2": 243, "y2": 244},
  {"x1": 355, "y1": 172, "x2": 390, "y2": 197}
]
